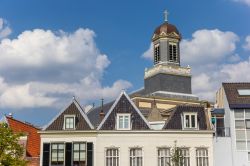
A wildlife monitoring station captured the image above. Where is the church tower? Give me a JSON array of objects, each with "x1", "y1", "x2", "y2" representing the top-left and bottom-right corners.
[
  {"x1": 143, "y1": 10, "x2": 192, "y2": 96},
  {"x1": 152, "y1": 10, "x2": 181, "y2": 66}
]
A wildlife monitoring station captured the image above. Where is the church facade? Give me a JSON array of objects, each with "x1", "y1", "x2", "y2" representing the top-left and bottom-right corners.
[{"x1": 39, "y1": 11, "x2": 214, "y2": 166}]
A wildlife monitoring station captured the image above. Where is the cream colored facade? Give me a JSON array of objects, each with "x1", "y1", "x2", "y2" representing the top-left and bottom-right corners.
[{"x1": 40, "y1": 130, "x2": 214, "y2": 166}]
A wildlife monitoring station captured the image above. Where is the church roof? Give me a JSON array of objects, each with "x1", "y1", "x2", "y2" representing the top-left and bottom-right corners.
[{"x1": 153, "y1": 22, "x2": 181, "y2": 40}]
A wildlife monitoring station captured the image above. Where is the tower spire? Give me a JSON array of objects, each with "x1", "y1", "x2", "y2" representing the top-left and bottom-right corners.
[{"x1": 164, "y1": 10, "x2": 168, "y2": 22}]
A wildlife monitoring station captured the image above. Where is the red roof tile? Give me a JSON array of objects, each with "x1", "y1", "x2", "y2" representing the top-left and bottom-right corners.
[{"x1": 6, "y1": 116, "x2": 40, "y2": 157}]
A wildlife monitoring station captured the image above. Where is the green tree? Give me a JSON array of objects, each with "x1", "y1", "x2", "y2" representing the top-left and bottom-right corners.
[
  {"x1": 168, "y1": 141, "x2": 184, "y2": 166},
  {"x1": 0, "y1": 123, "x2": 27, "y2": 166}
]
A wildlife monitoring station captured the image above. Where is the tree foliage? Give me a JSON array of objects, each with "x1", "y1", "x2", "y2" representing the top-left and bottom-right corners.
[
  {"x1": 0, "y1": 123, "x2": 27, "y2": 166},
  {"x1": 168, "y1": 141, "x2": 184, "y2": 166}
]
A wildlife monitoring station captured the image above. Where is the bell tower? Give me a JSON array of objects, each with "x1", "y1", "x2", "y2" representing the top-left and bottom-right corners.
[
  {"x1": 143, "y1": 10, "x2": 192, "y2": 95},
  {"x1": 152, "y1": 10, "x2": 181, "y2": 66}
]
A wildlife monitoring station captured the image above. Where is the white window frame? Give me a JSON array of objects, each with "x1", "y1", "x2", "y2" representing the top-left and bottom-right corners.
[
  {"x1": 169, "y1": 42, "x2": 178, "y2": 62},
  {"x1": 64, "y1": 115, "x2": 76, "y2": 130},
  {"x1": 105, "y1": 148, "x2": 119, "y2": 166},
  {"x1": 51, "y1": 143, "x2": 65, "y2": 166},
  {"x1": 180, "y1": 148, "x2": 190, "y2": 166},
  {"x1": 130, "y1": 148, "x2": 143, "y2": 166},
  {"x1": 196, "y1": 148, "x2": 209, "y2": 166},
  {"x1": 116, "y1": 113, "x2": 131, "y2": 130},
  {"x1": 183, "y1": 112, "x2": 198, "y2": 129},
  {"x1": 157, "y1": 147, "x2": 171, "y2": 166},
  {"x1": 73, "y1": 142, "x2": 87, "y2": 165}
]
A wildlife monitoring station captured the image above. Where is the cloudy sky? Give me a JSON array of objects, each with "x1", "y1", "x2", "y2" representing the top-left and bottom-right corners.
[{"x1": 0, "y1": 0, "x2": 250, "y2": 126}]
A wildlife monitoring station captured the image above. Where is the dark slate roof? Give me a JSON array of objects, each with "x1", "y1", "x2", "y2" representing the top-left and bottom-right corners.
[
  {"x1": 163, "y1": 105, "x2": 209, "y2": 130},
  {"x1": 45, "y1": 100, "x2": 93, "y2": 131},
  {"x1": 223, "y1": 83, "x2": 250, "y2": 108},
  {"x1": 98, "y1": 93, "x2": 150, "y2": 130},
  {"x1": 87, "y1": 101, "x2": 114, "y2": 128}
]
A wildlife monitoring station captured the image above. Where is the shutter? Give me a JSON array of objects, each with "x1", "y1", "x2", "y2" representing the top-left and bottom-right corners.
[
  {"x1": 65, "y1": 143, "x2": 72, "y2": 166},
  {"x1": 42, "y1": 143, "x2": 50, "y2": 166},
  {"x1": 87, "y1": 142, "x2": 93, "y2": 166}
]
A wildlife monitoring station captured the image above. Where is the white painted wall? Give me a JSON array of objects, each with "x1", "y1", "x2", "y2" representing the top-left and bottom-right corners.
[
  {"x1": 96, "y1": 132, "x2": 213, "y2": 166},
  {"x1": 213, "y1": 137, "x2": 233, "y2": 166},
  {"x1": 40, "y1": 131, "x2": 214, "y2": 166}
]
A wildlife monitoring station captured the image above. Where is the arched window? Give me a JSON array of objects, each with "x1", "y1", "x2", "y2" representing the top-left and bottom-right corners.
[
  {"x1": 169, "y1": 42, "x2": 178, "y2": 62},
  {"x1": 154, "y1": 44, "x2": 160, "y2": 64}
]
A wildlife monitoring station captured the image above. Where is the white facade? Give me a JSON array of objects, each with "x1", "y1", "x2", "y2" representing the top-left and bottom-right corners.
[{"x1": 40, "y1": 130, "x2": 214, "y2": 166}]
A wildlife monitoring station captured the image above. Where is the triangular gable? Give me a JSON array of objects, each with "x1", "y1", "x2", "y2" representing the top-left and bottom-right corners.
[
  {"x1": 97, "y1": 91, "x2": 151, "y2": 130},
  {"x1": 43, "y1": 98, "x2": 94, "y2": 130}
]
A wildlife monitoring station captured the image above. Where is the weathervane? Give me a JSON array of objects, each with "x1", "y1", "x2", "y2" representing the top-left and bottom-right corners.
[{"x1": 164, "y1": 10, "x2": 169, "y2": 22}]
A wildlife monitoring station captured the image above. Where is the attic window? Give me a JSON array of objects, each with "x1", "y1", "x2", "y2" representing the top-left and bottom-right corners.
[
  {"x1": 117, "y1": 113, "x2": 131, "y2": 130},
  {"x1": 183, "y1": 112, "x2": 197, "y2": 129},
  {"x1": 64, "y1": 115, "x2": 75, "y2": 130},
  {"x1": 238, "y1": 89, "x2": 250, "y2": 96}
]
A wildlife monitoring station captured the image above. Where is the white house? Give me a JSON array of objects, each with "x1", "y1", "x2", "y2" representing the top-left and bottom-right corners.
[{"x1": 213, "y1": 83, "x2": 250, "y2": 166}]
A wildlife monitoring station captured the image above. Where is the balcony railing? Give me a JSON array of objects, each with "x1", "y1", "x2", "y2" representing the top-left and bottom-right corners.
[{"x1": 215, "y1": 127, "x2": 230, "y2": 137}]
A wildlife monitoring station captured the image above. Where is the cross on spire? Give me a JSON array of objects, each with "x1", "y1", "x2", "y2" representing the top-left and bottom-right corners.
[{"x1": 164, "y1": 10, "x2": 169, "y2": 22}]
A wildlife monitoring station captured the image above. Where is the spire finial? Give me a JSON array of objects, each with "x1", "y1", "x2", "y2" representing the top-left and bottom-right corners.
[{"x1": 164, "y1": 9, "x2": 169, "y2": 22}]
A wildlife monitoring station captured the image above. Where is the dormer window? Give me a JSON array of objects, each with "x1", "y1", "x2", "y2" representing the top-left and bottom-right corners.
[
  {"x1": 117, "y1": 113, "x2": 131, "y2": 130},
  {"x1": 183, "y1": 112, "x2": 197, "y2": 129},
  {"x1": 64, "y1": 115, "x2": 75, "y2": 130}
]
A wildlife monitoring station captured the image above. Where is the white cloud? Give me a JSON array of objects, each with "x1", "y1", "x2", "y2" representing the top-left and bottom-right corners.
[
  {"x1": 142, "y1": 43, "x2": 153, "y2": 60},
  {"x1": 181, "y1": 29, "x2": 239, "y2": 66},
  {"x1": 243, "y1": 35, "x2": 250, "y2": 51},
  {"x1": 0, "y1": 28, "x2": 132, "y2": 109},
  {"x1": 0, "y1": 18, "x2": 11, "y2": 39},
  {"x1": 233, "y1": 0, "x2": 250, "y2": 6}
]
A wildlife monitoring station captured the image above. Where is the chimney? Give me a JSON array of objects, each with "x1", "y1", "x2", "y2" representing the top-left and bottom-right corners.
[{"x1": 99, "y1": 98, "x2": 105, "y2": 121}]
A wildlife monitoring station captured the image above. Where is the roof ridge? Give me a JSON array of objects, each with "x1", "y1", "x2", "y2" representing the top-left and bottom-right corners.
[{"x1": 5, "y1": 116, "x2": 40, "y2": 130}]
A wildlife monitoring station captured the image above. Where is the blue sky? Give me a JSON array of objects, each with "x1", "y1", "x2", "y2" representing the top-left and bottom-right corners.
[{"x1": 0, "y1": 0, "x2": 250, "y2": 126}]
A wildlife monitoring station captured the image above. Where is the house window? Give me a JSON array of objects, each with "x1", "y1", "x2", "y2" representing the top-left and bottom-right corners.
[
  {"x1": 180, "y1": 148, "x2": 190, "y2": 166},
  {"x1": 154, "y1": 44, "x2": 160, "y2": 64},
  {"x1": 196, "y1": 148, "x2": 209, "y2": 166},
  {"x1": 169, "y1": 43, "x2": 178, "y2": 62},
  {"x1": 64, "y1": 115, "x2": 75, "y2": 129},
  {"x1": 130, "y1": 148, "x2": 143, "y2": 166},
  {"x1": 106, "y1": 148, "x2": 119, "y2": 166},
  {"x1": 51, "y1": 143, "x2": 64, "y2": 166},
  {"x1": 117, "y1": 113, "x2": 131, "y2": 130},
  {"x1": 158, "y1": 148, "x2": 171, "y2": 166},
  {"x1": 246, "y1": 120, "x2": 250, "y2": 129},
  {"x1": 183, "y1": 113, "x2": 197, "y2": 129},
  {"x1": 73, "y1": 142, "x2": 86, "y2": 166}
]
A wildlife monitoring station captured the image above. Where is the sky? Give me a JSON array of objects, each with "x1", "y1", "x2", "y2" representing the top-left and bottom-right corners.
[{"x1": 0, "y1": 0, "x2": 250, "y2": 126}]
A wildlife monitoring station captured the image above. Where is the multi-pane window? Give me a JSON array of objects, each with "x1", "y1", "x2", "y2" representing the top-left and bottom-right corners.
[
  {"x1": 235, "y1": 109, "x2": 247, "y2": 150},
  {"x1": 106, "y1": 148, "x2": 119, "y2": 166},
  {"x1": 51, "y1": 143, "x2": 64, "y2": 166},
  {"x1": 130, "y1": 148, "x2": 143, "y2": 166},
  {"x1": 73, "y1": 142, "x2": 86, "y2": 166},
  {"x1": 64, "y1": 116, "x2": 75, "y2": 129},
  {"x1": 183, "y1": 113, "x2": 197, "y2": 129},
  {"x1": 154, "y1": 44, "x2": 160, "y2": 64},
  {"x1": 179, "y1": 148, "x2": 190, "y2": 166},
  {"x1": 196, "y1": 148, "x2": 209, "y2": 166},
  {"x1": 169, "y1": 43, "x2": 177, "y2": 62},
  {"x1": 158, "y1": 148, "x2": 171, "y2": 166},
  {"x1": 117, "y1": 114, "x2": 131, "y2": 130}
]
